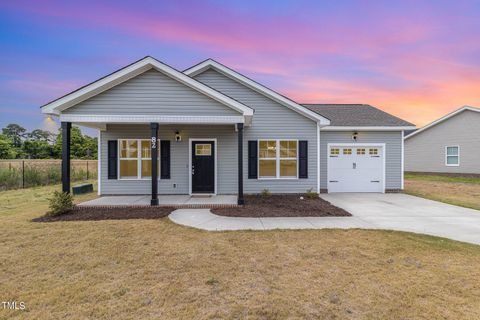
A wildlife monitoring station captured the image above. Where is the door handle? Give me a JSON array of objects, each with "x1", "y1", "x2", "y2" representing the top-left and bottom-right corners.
[
  {"x1": 191, "y1": 165, "x2": 195, "y2": 175},
  {"x1": 353, "y1": 162, "x2": 356, "y2": 169}
]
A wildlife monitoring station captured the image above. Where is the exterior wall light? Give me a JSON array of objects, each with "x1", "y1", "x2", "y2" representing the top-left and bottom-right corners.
[
  {"x1": 352, "y1": 131, "x2": 358, "y2": 141},
  {"x1": 175, "y1": 131, "x2": 182, "y2": 142}
]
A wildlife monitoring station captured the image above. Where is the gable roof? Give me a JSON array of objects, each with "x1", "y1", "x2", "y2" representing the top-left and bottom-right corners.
[
  {"x1": 41, "y1": 56, "x2": 253, "y2": 117},
  {"x1": 405, "y1": 106, "x2": 480, "y2": 140},
  {"x1": 303, "y1": 104, "x2": 415, "y2": 130},
  {"x1": 183, "y1": 59, "x2": 330, "y2": 125}
]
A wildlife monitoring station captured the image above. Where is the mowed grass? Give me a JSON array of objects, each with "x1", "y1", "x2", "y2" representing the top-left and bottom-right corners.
[
  {"x1": 405, "y1": 173, "x2": 480, "y2": 210},
  {"x1": 1, "y1": 184, "x2": 480, "y2": 319}
]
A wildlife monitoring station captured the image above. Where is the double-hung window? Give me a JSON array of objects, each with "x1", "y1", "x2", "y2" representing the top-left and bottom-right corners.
[
  {"x1": 259, "y1": 140, "x2": 298, "y2": 179},
  {"x1": 445, "y1": 146, "x2": 459, "y2": 166},
  {"x1": 119, "y1": 139, "x2": 159, "y2": 179}
]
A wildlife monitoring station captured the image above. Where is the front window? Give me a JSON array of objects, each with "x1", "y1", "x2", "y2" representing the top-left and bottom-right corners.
[
  {"x1": 119, "y1": 139, "x2": 159, "y2": 179},
  {"x1": 259, "y1": 140, "x2": 298, "y2": 178},
  {"x1": 446, "y1": 146, "x2": 459, "y2": 166}
]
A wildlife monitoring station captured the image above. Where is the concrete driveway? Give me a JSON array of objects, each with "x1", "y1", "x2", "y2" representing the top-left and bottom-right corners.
[
  {"x1": 321, "y1": 193, "x2": 480, "y2": 245},
  {"x1": 169, "y1": 193, "x2": 480, "y2": 245}
]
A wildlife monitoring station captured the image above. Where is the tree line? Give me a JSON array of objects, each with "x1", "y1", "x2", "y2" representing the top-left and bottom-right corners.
[{"x1": 0, "y1": 124, "x2": 97, "y2": 159}]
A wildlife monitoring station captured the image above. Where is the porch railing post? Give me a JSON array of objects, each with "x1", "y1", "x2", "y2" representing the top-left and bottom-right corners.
[
  {"x1": 61, "y1": 122, "x2": 71, "y2": 193},
  {"x1": 150, "y1": 123, "x2": 159, "y2": 206},
  {"x1": 237, "y1": 123, "x2": 245, "y2": 205}
]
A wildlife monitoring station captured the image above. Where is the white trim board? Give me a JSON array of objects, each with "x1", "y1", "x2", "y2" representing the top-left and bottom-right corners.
[
  {"x1": 405, "y1": 106, "x2": 480, "y2": 140},
  {"x1": 322, "y1": 126, "x2": 416, "y2": 131},
  {"x1": 326, "y1": 143, "x2": 386, "y2": 193},
  {"x1": 41, "y1": 56, "x2": 254, "y2": 118},
  {"x1": 59, "y1": 114, "x2": 245, "y2": 125},
  {"x1": 184, "y1": 59, "x2": 330, "y2": 126},
  {"x1": 188, "y1": 138, "x2": 218, "y2": 196},
  {"x1": 97, "y1": 129, "x2": 102, "y2": 195},
  {"x1": 401, "y1": 130, "x2": 404, "y2": 190}
]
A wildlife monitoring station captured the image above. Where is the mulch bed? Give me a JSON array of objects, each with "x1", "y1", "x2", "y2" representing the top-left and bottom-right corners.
[
  {"x1": 32, "y1": 206, "x2": 174, "y2": 222},
  {"x1": 211, "y1": 195, "x2": 351, "y2": 217}
]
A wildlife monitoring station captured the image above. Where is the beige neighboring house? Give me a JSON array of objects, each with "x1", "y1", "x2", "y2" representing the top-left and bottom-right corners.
[{"x1": 404, "y1": 106, "x2": 480, "y2": 174}]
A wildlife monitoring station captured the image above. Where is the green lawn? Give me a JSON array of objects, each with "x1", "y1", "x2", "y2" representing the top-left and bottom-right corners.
[
  {"x1": 405, "y1": 173, "x2": 480, "y2": 210},
  {"x1": 1, "y1": 183, "x2": 480, "y2": 319},
  {"x1": 405, "y1": 172, "x2": 480, "y2": 184}
]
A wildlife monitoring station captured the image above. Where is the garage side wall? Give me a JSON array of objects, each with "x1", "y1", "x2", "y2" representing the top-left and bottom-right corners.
[{"x1": 320, "y1": 131, "x2": 403, "y2": 191}]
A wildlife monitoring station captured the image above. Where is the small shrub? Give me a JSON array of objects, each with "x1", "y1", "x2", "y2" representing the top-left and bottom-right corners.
[
  {"x1": 305, "y1": 188, "x2": 319, "y2": 199},
  {"x1": 47, "y1": 191, "x2": 74, "y2": 216},
  {"x1": 260, "y1": 188, "x2": 271, "y2": 198},
  {"x1": 206, "y1": 277, "x2": 219, "y2": 286}
]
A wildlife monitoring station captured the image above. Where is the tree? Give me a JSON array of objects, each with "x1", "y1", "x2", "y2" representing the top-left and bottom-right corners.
[
  {"x1": 27, "y1": 129, "x2": 55, "y2": 143},
  {"x1": 23, "y1": 139, "x2": 53, "y2": 159},
  {"x1": 0, "y1": 134, "x2": 18, "y2": 159},
  {"x1": 53, "y1": 126, "x2": 97, "y2": 159},
  {"x1": 2, "y1": 124, "x2": 26, "y2": 147}
]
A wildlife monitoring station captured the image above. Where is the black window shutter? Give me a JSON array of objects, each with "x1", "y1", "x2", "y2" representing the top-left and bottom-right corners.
[
  {"x1": 248, "y1": 140, "x2": 258, "y2": 179},
  {"x1": 299, "y1": 140, "x2": 308, "y2": 179},
  {"x1": 107, "y1": 140, "x2": 117, "y2": 179},
  {"x1": 160, "y1": 140, "x2": 170, "y2": 179}
]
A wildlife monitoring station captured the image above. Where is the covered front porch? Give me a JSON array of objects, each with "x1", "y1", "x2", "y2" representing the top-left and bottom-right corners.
[
  {"x1": 60, "y1": 120, "x2": 247, "y2": 206},
  {"x1": 78, "y1": 194, "x2": 238, "y2": 208}
]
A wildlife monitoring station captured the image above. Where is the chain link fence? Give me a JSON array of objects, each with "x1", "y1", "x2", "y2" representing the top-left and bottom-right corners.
[{"x1": 0, "y1": 160, "x2": 97, "y2": 191}]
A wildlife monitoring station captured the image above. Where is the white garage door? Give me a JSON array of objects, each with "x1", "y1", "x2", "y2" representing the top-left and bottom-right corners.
[{"x1": 328, "y1": 145, "x2": 384, "y2": 193}]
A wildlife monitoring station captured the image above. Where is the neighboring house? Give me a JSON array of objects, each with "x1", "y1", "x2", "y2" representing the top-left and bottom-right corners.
[
  {"x1": 404, "y1": 106, "x2": 480, "y2": 174},
  {"x1": 40, "y1": 56, "x2": 415, "y2": 205}
]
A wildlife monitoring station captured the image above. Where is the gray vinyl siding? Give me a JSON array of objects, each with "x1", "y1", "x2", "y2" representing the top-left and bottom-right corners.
[
  {"x1": 100, "y1": 124, "x2": 237, "y2": 195},
  {"x1": 320, "y1": 131, "x2": 403, "y2": 190},
  {"x1": 405, "y1": 110, "x2": 480, "y2": 174},
  {"x1": 64, "y1": 69, "x2": 240, "y2": 116},
  {"x1": 194, "y1": 69, "x2": 318, "y2": 193}
]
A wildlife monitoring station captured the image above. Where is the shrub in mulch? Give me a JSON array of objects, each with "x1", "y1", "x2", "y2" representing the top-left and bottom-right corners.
[
  {"x1": 212, "y1": 194, "x2": 351, "y2": 217},
  {"x1": 32, "y1": 206, "x2": 174, "y2": 222}
]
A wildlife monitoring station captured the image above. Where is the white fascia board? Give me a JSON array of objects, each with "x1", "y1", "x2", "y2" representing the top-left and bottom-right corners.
[
  {"x1": 405, "y1": 106, "x2": 480, "y2": 140},
  {"x1": 184, "y1": 59, "x2": 330, "y2": 125},
  {"x1": 59, "y1": 114, "x2": 246, "y2": 125},
  {"x1": 41, "y1": 57, "x2": 253, "y2": 117},
  {"x1": 321, "y1": 126, "x2": 416, "y2": 131}
]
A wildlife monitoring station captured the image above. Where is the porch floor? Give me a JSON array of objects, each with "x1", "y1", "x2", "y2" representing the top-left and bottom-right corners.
[{"x1": 78, "y1": 195, "x2": 238, "y2": 208}]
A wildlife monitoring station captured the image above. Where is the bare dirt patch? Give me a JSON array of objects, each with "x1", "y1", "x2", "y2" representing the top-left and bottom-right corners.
[
  {"x1": 32, "y1": 206, "x2": 173, "y2": 222},
  {"x1": 212, "y1": 194, "x2": 351, "y2": 217}
]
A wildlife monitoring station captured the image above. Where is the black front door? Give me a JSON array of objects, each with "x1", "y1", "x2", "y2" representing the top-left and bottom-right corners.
[{"x1": 191, "y1": 141, "x2": 215, "y2": 193}]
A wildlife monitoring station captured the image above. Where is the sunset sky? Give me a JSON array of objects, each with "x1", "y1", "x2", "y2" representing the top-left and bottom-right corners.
[{"x1": 1, "y1": 0, "x2": 479, "y2": 133}]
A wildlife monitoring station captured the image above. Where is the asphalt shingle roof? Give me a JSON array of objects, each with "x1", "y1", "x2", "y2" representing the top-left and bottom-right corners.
[{"x1": 302, "y1": 104, "x2": 415, "y2": 127}]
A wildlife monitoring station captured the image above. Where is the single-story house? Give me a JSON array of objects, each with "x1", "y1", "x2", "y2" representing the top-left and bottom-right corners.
[
  {"x1": 40, "y1": 56, "x2": 415, "y2": 205},
  {"x1": 404, "y1": 106, "x2": 480, "y2": 174}
]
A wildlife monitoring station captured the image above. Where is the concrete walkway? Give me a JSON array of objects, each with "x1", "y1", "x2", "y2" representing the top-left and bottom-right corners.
[
  {"x1": 169, "y1": 193, "x2": 480, "y2": 245},
  {"x1": 79, "y1": 195, "x2": 237, "y2": 206}
]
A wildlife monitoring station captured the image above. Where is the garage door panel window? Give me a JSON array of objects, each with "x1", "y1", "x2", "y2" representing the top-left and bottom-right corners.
[
  {"x1": 343, "y1": 148, "x2": 352, "y2": 155},
  {"x1": 357, "y1": 148, "x2": 365, "y2": 155},
  {"x1": 330, "y1": 148, "x2": 340, "y2": 156},
  {"x1": 445, "y1": 146, "x2": 459, "y2": 166},
  {"x1": 369, "y1": 148, "x2": 379, "y2": 156},
  {"x1": 259, "y1": 140, "x2": 298, "y2": 179},
  {"x1": 119, "y1": 139, "x2": 160, "y2": 180}
]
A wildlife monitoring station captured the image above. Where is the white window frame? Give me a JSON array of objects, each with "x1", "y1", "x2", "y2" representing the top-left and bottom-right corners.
[
  {"x1": 118, "y1": 139, "x2": 160, "y2": 180},
  {"x1": 445, "y1": 145, "x2": 460, "y2": 167},
  {"x1": 258, "y1": 139, "x2": 299, "y2": 180}
]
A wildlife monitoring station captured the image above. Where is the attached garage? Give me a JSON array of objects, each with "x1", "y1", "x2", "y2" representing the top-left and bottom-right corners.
[{"x1": 327, "y1": 144, "x2": 385, "y2": 193}]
